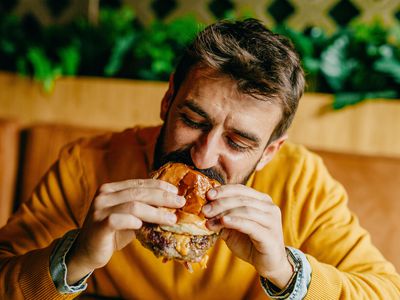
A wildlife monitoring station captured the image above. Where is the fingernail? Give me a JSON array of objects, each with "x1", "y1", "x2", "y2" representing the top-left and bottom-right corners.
[
  {"x1": 208, "y1": 218, "x2": 218, "y2": 226},
  {"x1": 207, "y1": 218, "x2": 221, "y2": 231},
  {"x1": 208, "y1": 189, "x2": 217, "y2": 198},
  {"x1": 223, "y1": 216, "x2": 231, "y2": 222},
  {"x1": 176, "y1": 195, "x2": 185, "y2": 204},
  {"x1": 202, "y1": 204, "x2": 211, "y2": 214},
  {"x1": 168, "y1": 213, "x2": 177, "y2": 223}
]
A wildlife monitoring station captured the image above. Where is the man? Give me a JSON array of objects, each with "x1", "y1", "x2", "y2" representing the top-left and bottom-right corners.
[{"x1": 0, "y1": 19, "x2": 399, "y2": 299}]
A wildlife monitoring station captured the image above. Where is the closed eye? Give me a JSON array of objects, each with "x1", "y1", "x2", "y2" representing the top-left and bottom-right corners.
[
  {"x1": 226, "y1": 137, "x2": 250, "y2": 152},
  {"x1": 180, "y1": 113, "x2": 252, "y2": 153},
  {"x1": 179, "y1": 113, "x2": 209, "y2": 130}
]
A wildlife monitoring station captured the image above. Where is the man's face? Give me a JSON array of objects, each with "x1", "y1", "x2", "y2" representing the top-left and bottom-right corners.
[{"x1": 153, "y1": 67, "x2": 284, "y2": 184}]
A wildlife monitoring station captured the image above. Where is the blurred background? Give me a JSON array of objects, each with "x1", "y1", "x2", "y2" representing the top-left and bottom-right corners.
[
  {"x1": 1, "y1": 0, "x2": 400, "y2": 105},
  {"x1": 0, "y1": 0, "x2": 399, "y2": 271}
]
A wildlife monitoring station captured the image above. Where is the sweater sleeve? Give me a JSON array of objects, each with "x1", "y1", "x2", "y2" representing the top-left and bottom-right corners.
[
  {"x1": 293, "y1": 151, "x2": 400, "y2": 299},
  {"x1": 0, "y1": 142, "x2": 88, "y2": 299}
]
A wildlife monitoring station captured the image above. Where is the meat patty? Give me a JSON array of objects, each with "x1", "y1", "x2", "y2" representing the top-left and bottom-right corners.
[{"x1": 136, "y1": 223, "x2": 219, "y2": 263}]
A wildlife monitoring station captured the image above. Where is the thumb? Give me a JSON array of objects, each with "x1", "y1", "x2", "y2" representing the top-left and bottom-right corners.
[
  {"x1": 220, "y1": 228, "x2": 232, "y2": 241},
  {"x1": 115, "y1": 230, "x2": 136, "y2": 251}
]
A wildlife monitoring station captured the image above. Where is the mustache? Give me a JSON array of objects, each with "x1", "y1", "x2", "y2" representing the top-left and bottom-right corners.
[{"x1": 156, "y1": 147, "x2": 226, "y2": 184}]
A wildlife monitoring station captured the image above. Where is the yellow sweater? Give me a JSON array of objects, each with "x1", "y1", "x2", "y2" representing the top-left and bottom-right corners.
[{"x1": 0, "y1": 126, "x2": 399, "y2": 299}]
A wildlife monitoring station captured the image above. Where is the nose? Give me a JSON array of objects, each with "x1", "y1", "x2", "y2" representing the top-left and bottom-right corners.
[{"x1": 190, "y1": 129, "x2": 221, "y2": 170}]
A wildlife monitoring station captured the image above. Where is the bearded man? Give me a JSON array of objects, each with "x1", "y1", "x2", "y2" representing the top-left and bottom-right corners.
[{"x1": 1, "y1": 18, "x2": 399, "y2": 299}]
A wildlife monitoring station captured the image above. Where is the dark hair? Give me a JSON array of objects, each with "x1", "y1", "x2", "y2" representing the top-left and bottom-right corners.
[{"x1": 173, "y1": 18, "x2": 305, "y2": 143}]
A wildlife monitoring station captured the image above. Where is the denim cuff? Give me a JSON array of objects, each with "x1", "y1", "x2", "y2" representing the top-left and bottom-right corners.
[
  {"x1": 49, "y1": 229, "x2": 92, "y2": 294},
  {"x1": 260, "y1": 247, "x2": 311, "y2": 299}
]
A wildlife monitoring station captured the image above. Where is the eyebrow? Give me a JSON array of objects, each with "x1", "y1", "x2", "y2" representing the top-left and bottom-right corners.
[
  {"x1": 231, "y1": 128, "x2": 261, "y2": 145},
  {"x1": 179, "y1": 99, "x2": 261, "y2": 146},
  {"x1": 179, "y1": 99, "x2": 211, "y2": 122}
]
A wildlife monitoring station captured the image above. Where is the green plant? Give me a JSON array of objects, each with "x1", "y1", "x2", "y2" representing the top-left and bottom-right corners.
[
  {"x1": 0, "y1": 8, "x2": 399, "y2": 108},
  {"x1": 277, "y1": 20, "x2": 400, "y2": 109},
  {"x1": 131, "y1": 15, "x2": 201, "y2": 81},
  {"x1": 0, "y1": 8, "x2": 201, "y2": 90}
]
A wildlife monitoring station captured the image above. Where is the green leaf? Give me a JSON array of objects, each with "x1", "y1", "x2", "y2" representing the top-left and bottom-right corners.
[
  {"x1": 27, "y1": 47, "x2": 53, "y2": 80},
  {"x1": 374, "y1": 57, "x2": 400, "y2": 83},
  {"x1": 351, "y1": 19, "x2": 387, "y2": 46},
  {"x1": 274, "y1": 26, "x2": 314, "y2": 58},
  {"x1": 26, "y1": 47, "x2": 61, "y2": 92},
  {"x1": 58, "y1": 45, "x2": 80, "y2": 75},
  {"x1": 99, "y1": 7, "x2": 135, "y2": 33},
  {"x1": 320, "y1": 34, "x2": 358, "y2": 91},
  {"x1": 104, "y1": 32, "x2": 135, "y2": 76},
  {"x1": 303, "y1": 57, "x2": 320, "y2": 74},
  {"x1": 0, "y1": 40, "x2": 15, "y2": 54},
  {"x1": 16, "y1": 58, "x2": 28, "y2": 76},
  {"x1": 166, "y1": 15, "x2": 201, "y2": 46},
  {"x1": 333, "y1": 92, "x2": 365, "y2": 109},
  {"x1": 388, "y1": 25, "x2": 400, "y2": 46}
]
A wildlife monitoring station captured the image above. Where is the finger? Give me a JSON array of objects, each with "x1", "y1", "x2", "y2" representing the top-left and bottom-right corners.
[
  {"x1": 115, "y1": 229, "x2": 136, "y2": 251},
  {"x1": 210, "y1": 207, "x2": 273, "y2": 228},
  {"x1": 206, "y1": 217, "x2": 224, "y2": 232},
  {"x1": 94, "y1": 188, "x2": 185, "y2": 210},
  {"x1": 206, "y1": 216, "x2": 267, "y2": 243},
  {"x1": 220, "y1": 216, "x2": 266, "y2": 243},
  {"x1": 103, "y1": 213, "x2": 143, "y2": 231},
  {"x1": 207, "y1": 184, "x2": 272, "y2": 203},
  {"x1": 99, "y1": 201, "x2": 177, "y2": 226},
  {"x1": 99, "y1": 179, "x2": 178, "y2": 194},
  {"x1": 202, "y1": 196, "x2": 273, "y2": 218}
]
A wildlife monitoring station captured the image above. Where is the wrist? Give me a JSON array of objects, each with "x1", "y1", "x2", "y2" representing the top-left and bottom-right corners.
[
  {"x1": 50, "y1": 229, "x2": 93, "y2": 294},
  {"x1": 261, "y1": 258, "x2": 294, "y2": 289},
  {"x1": 65, "y1": 238, "x2": 95, "y2": 285},
  {"x1": 259, "y1": 247, "x2": 297, "y2": 289},
  {"x1": 260, "y1": 247, "x2": 311, "y2": 299}
]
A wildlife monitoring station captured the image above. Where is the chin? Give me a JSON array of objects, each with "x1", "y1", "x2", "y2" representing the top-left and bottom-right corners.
[{"x1": 135, "y1": 162, "x2": 221, "y2": 271}]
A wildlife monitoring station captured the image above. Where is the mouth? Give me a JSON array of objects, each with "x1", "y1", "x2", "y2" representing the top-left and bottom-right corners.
[{"x1": 154, "y1": 145, "x2": 226, "y2": 184}]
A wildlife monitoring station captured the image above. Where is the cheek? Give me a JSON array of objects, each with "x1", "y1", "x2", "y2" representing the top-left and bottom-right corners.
[
  {"x1": 221, "y1": 151, "x2": 263, "y2": 183},
  {"x1": 164, "y1": 119, "x2": 198, "y2": 151},
  {"x1": 220, "y1": 151, "x2": 261, "y2": 183}
]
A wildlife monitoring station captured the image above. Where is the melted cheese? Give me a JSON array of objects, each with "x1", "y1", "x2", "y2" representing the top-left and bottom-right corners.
[
  {"x1": 199, "y1": 254, "x2": 209, "y2": 269},
  {"x1": 174, "y1": 235, "x2": 190, "y2": 256}
]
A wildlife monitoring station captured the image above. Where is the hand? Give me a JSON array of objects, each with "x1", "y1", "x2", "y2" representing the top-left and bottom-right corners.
[
  {"x1": 203, "y1": 184, "x2": 293, "y2": 289},
  {"x1": 66, "y1": 179, "x2": 185, "y2": 284}
]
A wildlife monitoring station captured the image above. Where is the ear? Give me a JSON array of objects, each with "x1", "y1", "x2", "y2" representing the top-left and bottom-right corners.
[
  {"x1": 255, "y1": 133, "x2": 288, "y2": 171},
  {"x1": 160, "y1": 73, "x2": 175, "y2": 121}
]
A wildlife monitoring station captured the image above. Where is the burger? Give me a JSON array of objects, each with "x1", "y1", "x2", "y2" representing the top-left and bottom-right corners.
[{"x1": 135, "y1": 162, "x2": 221, "y2": 271}]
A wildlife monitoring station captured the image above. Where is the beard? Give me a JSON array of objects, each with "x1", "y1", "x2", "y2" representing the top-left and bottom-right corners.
[{"x1": 153, "y1": 123, "x2": 257, "y2": 185}]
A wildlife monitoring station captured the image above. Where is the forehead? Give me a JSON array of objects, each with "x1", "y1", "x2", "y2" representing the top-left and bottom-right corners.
[{"x1": 174, "y1": 68, "x2": 282, "y2": 143}]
